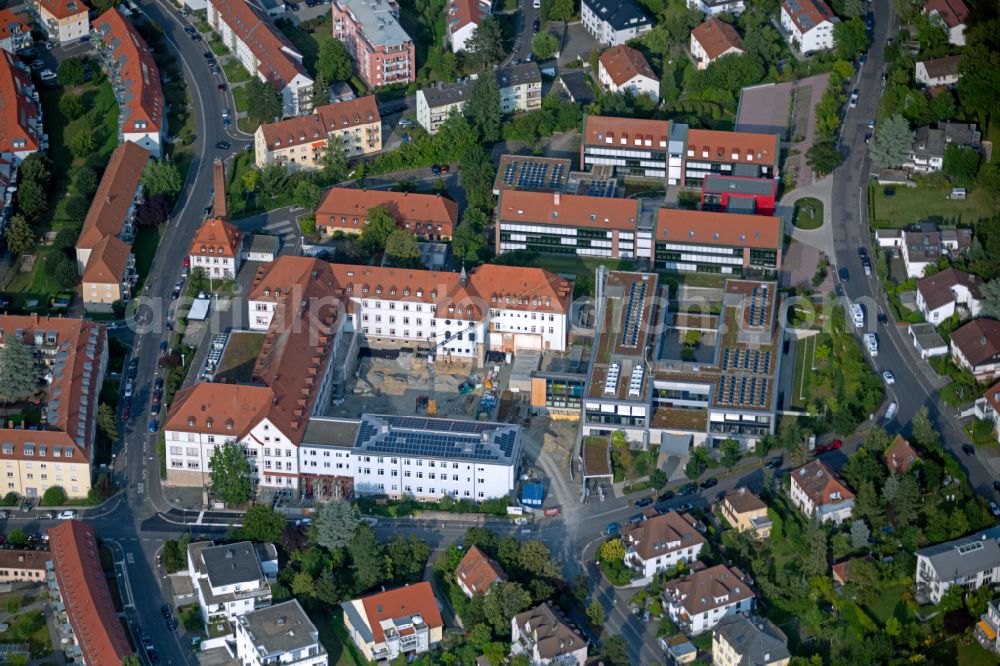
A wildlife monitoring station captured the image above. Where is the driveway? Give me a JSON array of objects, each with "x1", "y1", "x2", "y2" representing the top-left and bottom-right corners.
[{"x1": 557, "y1": 22, "x2": 599, "y2": 66}]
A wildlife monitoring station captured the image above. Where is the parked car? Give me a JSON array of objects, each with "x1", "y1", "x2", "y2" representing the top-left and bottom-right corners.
[
  {"x1": 398, "y1": 118, "x2": 413, "y2": 127},
  {"x1": 184, "y1": 25, "x2": 196, "y2": 33},
  {"x1": 39, "y1": 70, "x2": 56, "y2": 81},
  {"x1": 885, "y1": 401, "x2": 898, "y2": 421},
  {"x1": 626, "y1": 512, "x2": 645, "y2": 525},
  {"x1": 656, "y1": 490, "x2": 674, "y2": 502},
  {"x1": 58, "y1": 510, "x2": 77, "y2": 520},
  {"x1": 122, "y1": 404, "x2": 130, "y2": 421},
  {"x1": 765, "y1": 457, "x2": 783, "y2": 469},
  {"x1": 150, "y1": 402, "x2": 161, "y2": 416},
  {"x1": 882, "y1": 370, "x2": 895, "y2": 385},
  {"x1": 678, "y1": 483, "x2": 697, "y2": 496},
  {"x1": 839, "y1": 267, "x2": 849, "y2": 281},
  {"x1": 217, "y1": 83, "x2": 226, "y2": 92},
  {"x1": 963, "y1": 443, "x2": 976, "y2": 456},
  {"x1": 215, "y1": 140, "x2": 231, "y2": 150},
  {"x1": 431, "y1": 164, "x2": 441, "y2": 176},
  {"x1": 699, "y1": 477, "x2": 718, "y2": 490},
  {"x1": 991, "y1": 502, "x2": 1000, "y2": 517},
  {"x1": 154, "y1": 376, "x2": 164, "y2": 390},
  {"x1": 30, "y1": 60, "x2": 44, "y2": 70},
  {"x1": 849, "y1": 90, "x2": 859, "y2": 108},
  {"x1": 191, "y1": 33, "x2": 202, "y2": 40},
  {"x1": 814, "y1": 440, "x2": 843, "y2": 455},
  {"x1": 634, "y1": 497, "x2": 653, "y2": 508},
  {"x1": 41, "y1": 511, "x2": 54, "y2": 520},
  {"x1": 675, "y1": 502, "x2": 694, "y2": 512},
  {"x1": 148, "y1": 420, "x2": 159, "y2": 434},
  {"x1": 532, "y1": 18, "x2": 540, "y2": 33}
]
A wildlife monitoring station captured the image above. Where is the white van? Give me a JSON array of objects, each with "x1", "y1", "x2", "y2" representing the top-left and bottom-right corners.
[
  {"x1": 850, "y1": 303, "x2": 864, "y2": 328},
  {"x1": 864, "y1": 333, "x2": 878, "y2": 356}
]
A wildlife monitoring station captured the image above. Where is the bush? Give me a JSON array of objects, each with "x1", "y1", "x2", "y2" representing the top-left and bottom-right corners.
[
  {"x1": 65, "y1": 195, "x2": 89, "y2": 221},
  {"x1": 0, "y1": 492, "x2": 19, "y2": 507},
  {"x1": 41, "y1": 485, "x2": 67, "y2": 506}
]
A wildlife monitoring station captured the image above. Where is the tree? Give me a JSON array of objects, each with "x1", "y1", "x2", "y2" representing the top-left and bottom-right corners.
[
  {"x1": 981, "y1": 279, "x2": 1000, "y2": 317},
  {"x1": 869, "y1": 114, "x2": 913, "y2": 170},
  {"x1": 65, "y1": 195, "x2": 89, "y2": 221},
  {"x1": 68, "y1": 130, "x2": 96, "y2": 158},
  {"x1": 348, "y1": 524, "x2": 384, "y2": 592},
  {"x1": 208, "y1": 442, "x2": 253, "y2": 506},
  {"x1": 42, "y1": 485, "x2": 67, "y2": 506},
  {"x1": 466, "y1": 16, "x2": 505, "y2": 66},
  {"x1": 601, "y1": 636, "x2": 629, "y2": 666},
  {"x1": 465, "y1": 75, "x2": 501, "y2": 143},
  {"x1": 452, "y1": 223, "x2": 487, "y2": 264},
  {"x1": 59, "y1": 94, "x2": 86, "y2": 120},
  {"x1": 942, "y1": 144, "x2": 981, "y2": 188},
  {"x1": 241, "y1": 504, "x2": 285, "y2": 543},
  {"x1": 311, "y1": 71, "x2": 330, "y2": 109},
  {"x1": 316, "y1": 37, "x2": 353, "y2": 83},
  {"x1": 15, "y1": 179, "x2": 47, "y2": 221},
  {"x1": 542, "y1": 0, "x2": 573, "y2": 21},
  {"x1": 833, "y1": 18, "x2": 868, "y2": 60},
  {"x1": 180, "y1": 604, "x2": 203, "y2": 633},
  {"x1": 292, "y1": 180, "x2": 322, "y2": 211},
  {"x1": 246, "y1": 78, "x2": 283, "y2": 126},
  {"x1": 142, "y1": 159, "x2": 182, "y2": 199},
  {"x1": 136, "y1": 194, "x2": 172, "y2": 227},
  {"x1": 911, "y1": 406, "x2": 940, "y2": 451},
  {"x1": 45, "y1": 251, "x2": 78, "y2": 290},
  {"x1": 586, "y1": 599, "x2": 605, "y2": 627},
  {"x1": 803, "y1": 516, "x2": 829, "y2": 578},
  {"x1": 684, "y1": 447, "x2": 711, "y2": 480},
  {"x1": 57, "y1": 58, "x2": 85, "y2": 86},
  {"x1": 300, "y1": 217, "x2": 317, "y2": 235},
  {"x1": 460, "y1": 144, "x2": 498, "y2": 211},
  {"x1": 384, "y1": 535, "x2": 430, "y2": 585},
  {"x1": 532, "y1": 31, "x2": 559, "y2": 61},
  {"x1": 599, "y1": 538, "x2": 625, "y2": 562},
  {"x1": 384, "y1": 229, "x2": 421, "y2": 267},
  {"x1": 73, "y1": 167, "x2": 99, "y2": 197},
  {"x1": 0, "y1": 334, "x2": 40, "y2": 403},
  {"x1": 360, "y1": 205, "x2": 398, "y2": 251},
  {"x1": 4, "y1": 214, "x2": 34, "y2": 255},
  {"x1": 649, "y1": 468, "x2": 667, "y2": 488},
  {"x1": 320, "y1": 141, "x2": 349, "y2": 182},
  {"x1": 313, "y1": 499, "x2": 360, "y2": 551},
  {"x1": 884, "y1": 616, "x2": 902, "y2": 637},
  {"x1": 483, "y1": 581, "x2": 532, "y2": 634},
  {"x1": 517, "y1": 540, "x2": 559, "y2": 578},
  {"x1": 957, "y1": 44, "x2": 1000, "y2": 124},
  {"x1": 807, "y1": 142, "x2": 843, "y2": 176},
  {"x1": 832, "y1": 0, "x2": 865, "y2": 17},
  {"x1": 849, "y1": 519, "x2": 870, "y2": 549},
  {"x1": 6, "y1": 529, "x2": 27, "y2": 548},
  {"x1": 720, "y1": 438, "x2": 741, "y2": 469},
  {"x1": 259, "y1": 164, "x2": 292, "y2": 199},
  {"x1": 242, "y1": 169, "x2": 260, "y2": 195},
  {"x1": 97, "y1": 403, "x2": 119, "y2": 442},
  {"x1": 855, "y1": 481, "x2": 885, "y2": 531}
]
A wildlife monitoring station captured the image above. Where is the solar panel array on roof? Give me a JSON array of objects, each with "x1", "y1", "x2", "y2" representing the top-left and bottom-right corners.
[
  {"x1": 586, "y1": 179, "x2": 616, "y2": 197},
  {"x1": 503, "y1": 160, "x2": 517, "y2": 186},
  {"x1": 748, "y1": 285, "x2": 769, "y2": 327},
  {"x1": 517, "y1": 161, "x2": 550, "y2": 189},
  {"x1": 620, "y1": 280, "x2": 647, "y2": 348},
  {"x1": 549, "y1": 163, "x2": 564, "y2": 188},
  {"x1": 354, "y1": 415, "x2": 519, "y2": 463}
]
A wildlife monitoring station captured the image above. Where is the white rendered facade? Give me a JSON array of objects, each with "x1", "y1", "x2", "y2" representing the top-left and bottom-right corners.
[
  {"x1": 780, "y1": 5, "x2": 835, "y2": 53},
  {"x1": 234, "y1": 601, "x2": 328, "y2": 666},
  {"x1": 189, "y1": 252, "x2": 238, "y2": 279},
  {"x1": 686, "y1": 0, "x2": 744, "y2": 15},
  {"x1": 352, "y1": 454, "x2": 516, "y2": 501},
  {"x1": 187, "y1": 543, "x2": 273, "y2": 624}
]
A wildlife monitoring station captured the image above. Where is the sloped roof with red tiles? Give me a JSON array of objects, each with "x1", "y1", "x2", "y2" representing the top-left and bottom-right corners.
[
  {"x1": 0, "y1": 9, "x2": 30, "y2": 42},
  {"x1": 924, "y1": 0, "x2": 968, "y2": 29},
  {"x1": 165, "y1": 382, "x2": 275, "y2": 438},
  {"x1": 0, "y1": 50, "x2": 40, "y2": 155},
  {"x1": 663, "y1": 564, "x2": 755, "y2": 617},
  {"x1": 38, "y1": 0, "x2": 89, "y2": 20},
  {"x1": 582, "y1": 114, "x2": 670, "y2": 149},
  {"x1": 782, "y1": 0, "x2": 836, "y2": 35},
  {"x1": 447, "y1": 0, "x2": 491, "y2": 35},
  {"x1": 791, "y1": 460, "x2": 855, "y2": 506},
  {"x1": 621, "y1": 511, "x2": 705, "y2": 562},
  {"x1": 259, "y1": 96, "x2": 380, "y2": 151},
  {"x1": 985, "y1": 380, "x2": 1000, "y2": 419},
  {"x1": 48, "y1": 521, "x2": 132, "y2": 665},
  {"x1": 919, "y1": 55, "x2": 961, "y2": 79},
  {"x1": 357, "y1": 582, "x2": 443, "y2": 644},
  {"x1": 316, "y1": 187, "x2": 458, "y2": 235},
  {"x1": 686, "y1": 128, "x2": 779, "y2": 169},
  {"x1": 213, "y1": 159, "x2": 228, "y2": 219},
  {"x1": 497, "y1": 190, "x2": 640, "y2": 231},
  {"x1": 209, "y1": 0, "x2": 310, "y2": 90},
  {"x1": 599, "y1": 45, "x2": 658, "y2": 87},
  {"x1": 884, "y1": 435, "x2": 919, "y2": 475},
  {"x1": 189, "y1": 218, "x2": 243, "y2": 259},
  {"x1": 917, "y1": 267, "x2": 982, "y2": 312},
  {"x1": 94, "y1": 8, "x2": 165, "y2": 135},
  {"x1": 82, "y1": 234, "x2": 131, "y2": 285},
  {"x1": 655, "y1": 208, "x2": 781, "y2": 250},
  {"x1": 691, "y1": 18, "x2": 744, "y2": 61},
  {"x1": 951, "y1": 318, "x2": 1000, "y2": 368},
  {"x1": 455, "y1": 545, "x2": 506, "y2": 594},
  {"x1": 77, "y1": 141, "x2": 149, "y2": 250}
]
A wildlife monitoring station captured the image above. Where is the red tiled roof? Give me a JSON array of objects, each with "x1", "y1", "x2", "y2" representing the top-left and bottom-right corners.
[
  {"x1": 919, "y1": 55, "x2": 961, "y2": 79},
  {"x1": 94, "y1": 8, "x2": 165, "y2": 135},
  {"x1": 884, "y1": 435, "x2": 919, "y2": 475},
  {"x1": 599, "y1": 45, "x2": 658, "y2": 87},
  {"x1": 209, "y1": 0, "x2": 310, "y2": 90},
  {"x1": 782, "y1": 0, "x2": 835, "y2": 35},
  {"x1": 447, "y1": 0, "x2": 491, "y2": 35},
  {"x1": 38, "y1": 0, "x2": 89, "y2": 20},
  {"x1": 686, "y1": 128, "x2": 779, "y2": 168},
  {"x1": 259, "y1": 96, "x2": 380, "y2": 150},
  {"x1": 0, "y1": 50, "x2": 40, "y2": 155},
  {"x1": 455, "y1": 545, "x2": 506, "y2": 594},
  {"x1": 497, "y1": 190, "x2": 640, "y2": 231},
  {"x1": 621, "y1": 511, "x2": 705, "y2": 562},
  {"x1": 357, "y1": 582, "x2": 443, "y2": 644},
  {"x1": 951, "y1": 318, "x2": 1000, "y2": 368},
  {"x1": 791, "y1": 460, "x2": 855, "y2": 506},
  {"x1": 582, "y1": 114, "x2": 670, "y2": 149},
  {"x1": 985, "y1": 380, "x2": 1000, "y2": 418},
  {"x1": 316, "y1": 187, "x2": 458, "y2": 237},
  {"x1": 76, "y1": 141, "x2": 149, "y2": 250},
  {"x1": 165, "y1": 383, "x2": 275, "y2": 438},
  {"x1": 924, "y1": 0, "x2": 968, "y2": 29},
  {"x1": 0, "y1": 9, "x2": 30, "y2": 42},
  {"x1": 690, "y1": 18, "x2": 744, "y2": 61},
  {"x1": 48, "y1": 521, "x2": 132, "y2": 664},
  {"x1": 655, "y1": 208, "x2": 781, "y2": 250},
  {"x1": 189, "y1": 218, "x2": 243, "y2": 259},
  {"x1": 663, "y1": 564, "x2": 755, "y2": 617},
  {"x1": 213, "y1": 159, "x2": 228, "y2": 219},
  {"x1": 82, "y1": 235, "x2": 130, "y2": 285}
]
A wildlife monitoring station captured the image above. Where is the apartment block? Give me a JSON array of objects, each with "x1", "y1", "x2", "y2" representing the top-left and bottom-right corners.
[
  {"x1": 187, "y1": 540, "x2": 276, "y2": 624},
  {"x1": 315, "y1": 187, "x2": 457, "y2": 240},
  {"x1": 0, "y1": 49, "x2": 44, "y2": 163},
  {"x1": 581, "y1": 0, "x2": 652, "y2": 46},
  {"x1": 511, "y1": 603, "x2": 588, "y2": 665},
  {"x1": 598, "y1": 45, "x2": 659, "y2": 100},
  {"x1": 653, "y1": 208, "x2": 782, "y2": 275},
  {"x1": 662, "y1": 563, "x2": 756, "y2": 635},
  {"x1": 621, "y1": 511, "x2": 706, "y2": 579},
  {"x1": 0, "y1": 549, "x2": 47, "y2": 583},
  {"x1": 719, "y1": 487, "x2": 772, "y2": 537},
  {"x1": 35, "y1": 0, "x2": 89, "y2": 45},
  {"x1": 342, "y1": 583, "x2": 443, "y2": 661},
  {"x1": 189, "y1": 217, "x2": 244, "y2": 279},
  {"x1": 780, "y1": 0, "x2": 837, "y2": 53},
  {"x1": 254, "y1": 96, "x2": 382, "y2": 171},
  {"x1": 0, "y1": 9, "x2": 32, "y2": 54},
  {"x1": 417, "y1": 63, "x2": 542, "y2": 133},
  {"x1": 915, "y1": 526, "x2": 1000, "y2": 604},
  {"x1": 712, "y1": 614, "x2": 790, "y2": 666},
  {"x1": 950, "y1": 318, "x2": 1000, "y2": 383},
  {"x1": 332, "y1": 0, "x2": 415, "y2": 88},
  {"x1": 789, "y1": 460, "x2": 855, "y2": 524},
  {"x1": 690, "y1": 18, "x2": 744, "y2": 70},
  {"x1": 235, "y1": 600, "x2": 327, "y2": 666}
]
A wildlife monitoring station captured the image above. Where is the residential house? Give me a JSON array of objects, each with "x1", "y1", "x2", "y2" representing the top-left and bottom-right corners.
[
  {"x1": 511, "y1": 603, "x2": 588, "y2": 665},
  {"x1": 447, "y1": 0, "x2": 492, "y2": 53},
  {"x1": 0, "y1": 549, "x2": 47, "y2": 583},
  {"x1": 0, "y1": 10, "x2": 32, "y2": 54},
  {"x1": 93, "y1": 8, "x2": 165, "y2": 156},
  {"x1": 254, "y1": 96, "x2": 382, "y2": 171},
  {"x1": 712, "y1": 613, "x2": 790, "y2": 666},
  {"x1": 207, "y1": 0, "x2": 314, "y2": 117},
  {"x1": 976, "y1": 597, "x2": 1000, "y2": 654},
  {"x1": 581, "y1": 0, "x2": 653, "y2": 47},
  {"x1": 620, "y1": 511, "x2": 706, "y2": 579},
  {"x1": 416, "y1": 81, "x2": 471, "y2": 134},
  {"x1": 0, "y1": 49, "x2": 43, "y2": 163},
  {"x1": 331, "y1": 0, "x2": 415, "y2": 88},
  {"x1": 909, "y1": 322, "x2": 949, "y2": 359},
  {"x1": 36, "y1": 0, "x2": 89, "y2": 46},
  {"x1": 719, "y1": 488, "x2": 772, "y2": 538},
  {"x1": 974, "y1": 381, "x2": 1000, "y2": 446},
  {"x1": 900, "y1": 225, "x2": 972, "y2": 278},
  {"x1": 234, "y1": 599, "x2": 328, "y2": 666},
  {"x1": 789, "y1": 460, "x2": 855, "y2": 524},
  {"x1": 662, "y1": 563, "x2": 756, "y2": 635},
  {"x1": 907, "y1": 122, "x2": 981, "y2": 173},
  {"x1": 48, "y1": 521, "x2": 133, "y2": 664},
  {"x1": 189, "y1": 218, "x2": 243, "y2": 280},
  {"x1": 687, "y1": 0, "x2": 744, "y2": 16},
  {"x1": 915, "y1": 525, "x2": 1000, "y2": 604},
  {"x1": 187, "y1": 541, "x2": 275, "y2": 625},
  {"x1": 455, "y1": 544, "x2": 506, "y2": 597},
  {"x1": 916, "y1": 267, "x2": 982, "y2": 323},
  {"x1": 924, "y1": 0, "x2": 968, "y2": 46},
  {"x1": 915, "y1": 55, "x2": 961, "y2": 88},
  {"x1": 496, "y1": 62, "x2": 543, "y2": 114},
  {"x1": 0, "y1": 315, "x2": 107, "y2": 500},
  {"x1": 342, "y1": 582, "x2": 444, "y2": 661},
  {"x1": 653, "y1": 208, "x2": 782, "y2": 275},
  {"x1": 780, "y1": 0, "x2": 837, "y2": 53},
  {"x1": 598, "y1": 45, "x2": 659, "y2": 100},
  {"x1": 690, "y1": 18, "x2": 744, "y2": 71},
  {"x1": 315, "y1": 187, "x2": 458, "y2": 240},
  {"x1": 81, "y1": 235, "x2": 134, "y2": 309},
  {"x1": 950, "y1": 318, "x2": 1000, "y2": 382},
  {"x1": 884, "y1": 435, "x2": 919, "y2": 476}
]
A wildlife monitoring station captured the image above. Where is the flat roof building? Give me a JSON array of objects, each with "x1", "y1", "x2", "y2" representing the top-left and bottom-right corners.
[{"x1": 235, "y1": 599, "x2": 327, "y2": 666}]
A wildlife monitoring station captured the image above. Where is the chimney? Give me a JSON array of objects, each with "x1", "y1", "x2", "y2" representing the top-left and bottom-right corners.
[{"x1": 553, "y1": 192, "x2": 560, "y2": 206}]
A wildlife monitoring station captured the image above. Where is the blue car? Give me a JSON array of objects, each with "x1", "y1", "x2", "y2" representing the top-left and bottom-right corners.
[
  {"x1": 605, "y1": 522, "x2": 620, "y2": 536},
  {"x1": 148, "y1": 420, "x2": 159, "y2": 433}
]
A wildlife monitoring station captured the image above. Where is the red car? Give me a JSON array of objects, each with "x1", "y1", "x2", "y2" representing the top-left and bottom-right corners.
[
  {"x1": 122, "y1": 405, "x2": 130, "y2": 421},
  {"x1": 813, "y1": 440, "x2": 843, "y2": 455},
  {"x1": 183, "y1": 257, "x2": 191, "y2": 268}
]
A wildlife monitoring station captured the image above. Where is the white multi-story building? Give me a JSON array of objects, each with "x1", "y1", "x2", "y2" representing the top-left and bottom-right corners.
[
  {"x1": 662, "y1": 564, "x2": 756, "y2": 635},
  {"x1": 621, "y1": 511, "x2": 706, "y2": 579},
  {"x1": 598, "y1": 45, "x2": 659, "y2": 100},
  {"x1": 235, "y1": 600, "x2": 328, "y2": 666},
  {"x1": 581, "y1": 0, "x2": 652, "y2": 46},
  {"x1": 789, "y1": 460, "x2": 855, "y2": 524},
  {"x1": 342, "y1": 583, "x2": 443, "y2": 661},
  {"x1": 187, "y1": 540, "x2": 276, "y2": 624},
  {"x1": 780, "y1": 0, "x2": 837, "y2": 54},
  {"x1": 36, "y1": 0, "x2": 89, "y2": 46},
  {"x1": 915, "y1": 526, "x2": 1000, "y2": 604},
  {"x1": 916, "y1": 267, "x2": 982, "y2": 323},
  {"x1": 686, "y1": 0, "x2": 744, "y2": 16}
]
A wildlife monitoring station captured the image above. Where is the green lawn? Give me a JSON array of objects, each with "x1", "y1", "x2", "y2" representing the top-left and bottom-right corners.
[
  {"x1": 209, "y1": 36, "x2": 230, "y2": 56},
  {"x1": 314, "y1": 611, "x2": 366, "y2": 666},
  {"x1": 134, "y1": 225, "x2": 164, "y2": 291},
  {"x1": 791, "y1": 334, "x2": 817, "y2": 410},
  {"x1": 214, "y1": 332, "x2": 264, "y2": 383},
  {"x1": 864, "y1": 583, "x2": 913, "y2": 624},
  {"x1": 0, "y1": 610, "x2": 52, "y2": 656},
  {"x1": 870, "y1": 182, "x2": 997, "y2": 228},
  {"x1": 926, "y1": 638, "x2": 999, "y2": 666},
  {"x1": 223, "y1": 57, "x2": 252, "y2": 84},
  {"x1": 793, "y1": 197, "x2": 824, "y2": 230},
  {"x1": 276, "y1": 16, "x2": 330, "y2": 75}
]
